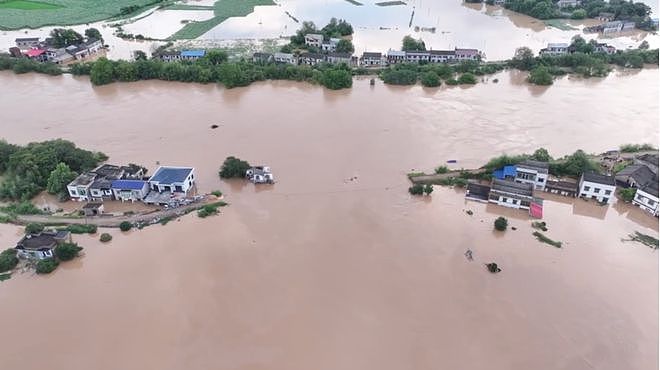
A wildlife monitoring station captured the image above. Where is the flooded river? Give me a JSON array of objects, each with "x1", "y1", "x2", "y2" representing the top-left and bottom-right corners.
[{"x1": 0, "y1": 70, "x2": 658, "y2": 370}]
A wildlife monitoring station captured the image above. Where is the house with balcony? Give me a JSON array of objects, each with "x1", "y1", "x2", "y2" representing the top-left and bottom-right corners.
[
  {"x1": 360, "y1": 52, "x2": 385, "y2": 66},
  {"x1": 578, "y1": 172, "x2": 616, "y2": 204},
  {"x1": 386, "y1": 50, "x2": 406, "y2": 64},
  {"x1": 67, "y1": 173, "x2": 97, "y2": 201},
  {"x1": 539, "y1": 43, "x2": 569, "y2": 56},
  {"x1": 304, "y1": 33, "x2": 324, "y2": 48},
  {"x1": 429, "y1": 50, "x2": 456, "y2": 63},
  {"x1": 273, "y1": 52, "x2": 297, "y2": 65},
  {"x1": 515, "y1": 160, "x2": 549, "y2": 190},
  {"x1": 488, "y1": 179, "x2": 535, "y2": 210}
]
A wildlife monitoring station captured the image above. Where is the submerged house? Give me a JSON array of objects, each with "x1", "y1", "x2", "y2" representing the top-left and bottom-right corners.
[
  {"x1": 67, "y1": 172, "x2": 97, "y2": 201},
  {"x1": 615, "y1": 165, "x2": 656, "y2": 188},
  {"x1": 489, "y1": 179, "x2": 536, "y2": 210},
  {"x1": 465, "y1": 182, "x2": 491, "y2": 202},
  {"x1": 578, "y1": 172, "x2": 616, "y2": 204},
  {"x1": 515, "y1": 160, "x2": 549, "y2": 190},
  {"x1": 15, "y1": 230, "x2": 71, "y2": 260},
  {"x1": 246, "y1": 166, "x2": 274, "y2": 184},
  {"x1": 544, "y1": 179, "x2": 578, "y2": 197},
  {"x1": 148, "y1": 166, "x2": 195, "y2": 194}
]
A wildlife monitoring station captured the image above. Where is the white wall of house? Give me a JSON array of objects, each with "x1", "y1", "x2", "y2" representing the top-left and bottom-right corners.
[
  {"x1": 488, "y1": 193, "x2": 531, "y2": 210},
  {"x1": 17, "y1": 249, "x2": 53, "y2": 260},
  {"x1": 67, "y1": 185, "x2": 91, "y2": 200},
  {"x1": 149, "y1": 169, "x2": 195, "y2": 194},
  {"x1": 515, "y1": 169, "x2": 548, "y2": 190},
  {"x1": 112, "y1": 186, "x2": 149, "y2": 202},
  {"x1": 633, "y1": 189, "x2": 659, "y2": 216},
  {"x1": 578, "y1": 180, "x2": 616, "y2": 203}
]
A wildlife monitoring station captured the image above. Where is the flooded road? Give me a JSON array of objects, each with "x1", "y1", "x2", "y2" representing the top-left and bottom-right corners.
[{"x1": 0, "y1": 70, "x2": 658, "y2": 370}]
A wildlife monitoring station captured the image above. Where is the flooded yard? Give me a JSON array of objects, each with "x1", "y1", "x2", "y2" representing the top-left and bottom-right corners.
[{"x1": 0, "y1": 70, "x2": 657, "y2": 370}]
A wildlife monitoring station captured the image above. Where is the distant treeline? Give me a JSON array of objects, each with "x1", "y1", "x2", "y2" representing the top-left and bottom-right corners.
[{"x1": 380, "y1": 61, "x2": 506, "y2": 86}]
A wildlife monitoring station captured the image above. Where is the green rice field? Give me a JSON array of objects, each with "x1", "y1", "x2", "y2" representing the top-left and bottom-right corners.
[
  {"x1": 0, "y1": 0, "x2": 164, "y2": 29},
  {"x1": 169, "y1": 0, "x2": 275, "y2": 40}
]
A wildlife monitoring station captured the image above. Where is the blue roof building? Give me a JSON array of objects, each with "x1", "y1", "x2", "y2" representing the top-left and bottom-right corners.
[
  {"x1": 180, "y1": 49, "x2": 206, "y2": 58},
  {"x1": 111, "y1": 180, "x2": 147, "y2": 190},
  {"x1": 492, "y1": 165, "x2": 517, "y2": 180},
  {"x1": 148, "y1": 166, "x2": 195, "y2": 194},
  {"x1": 111, "y1": 180, "x2": 149, "y2": 202}
]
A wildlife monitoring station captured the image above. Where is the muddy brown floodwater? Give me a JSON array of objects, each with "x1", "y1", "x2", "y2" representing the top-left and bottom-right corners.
[{"x1": 0, "y1": 70, "x2": 658, "y2": 370}]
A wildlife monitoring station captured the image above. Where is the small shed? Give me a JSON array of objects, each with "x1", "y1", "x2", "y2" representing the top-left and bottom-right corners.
[{"x1": 82, "y1": 202, "x2": 104, "y2": 216}]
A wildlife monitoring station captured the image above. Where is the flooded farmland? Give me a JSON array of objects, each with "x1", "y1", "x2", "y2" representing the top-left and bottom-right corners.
[{"x1": 0, "y1": 69, "x2": 658, "y2": 370}]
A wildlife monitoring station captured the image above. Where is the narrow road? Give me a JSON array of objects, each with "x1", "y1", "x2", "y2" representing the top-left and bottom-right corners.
[{"x1": 409, "y1": 168, "x2": 484, "y2": 184}]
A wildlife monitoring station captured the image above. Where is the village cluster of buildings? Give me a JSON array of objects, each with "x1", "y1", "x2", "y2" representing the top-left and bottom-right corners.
[
  {"x1": 465, "y1": 153, "x2": 660, "y2": 218},
  {"x1": 11, "y1": 37, "x2": 103, "y2": 64},
  {"x1": 539, "y1": 41, "x2": 617, "y2": 56},
  {"x1": 252, "y1": 47, "x2": 483, "y2": 68},
  {"x1": 66, "y1": 164, "x2": 197, "y2": 211}
]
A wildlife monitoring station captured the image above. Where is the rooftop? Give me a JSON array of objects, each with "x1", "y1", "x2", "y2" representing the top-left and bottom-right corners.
[
  {"x1": 16, "y1": 231, "x2": 69, "y2": 251},
  {"x1": 181, "y1": 49, "x2": 206, "y2": 57},
  {"x1": 69, "y1": 172, "x2": 97, "y2": 187},
  {"x1": 82, "y1": 202, "x2": 103, "y2": 210},
  {"x1": 548, "y1": 43, "x2": 569, "y2": 48},
  {"x1": 636, "y1": 153, "x2": 659, "y2": 167},
  {"x1": 492, "y1": 165, "x2": 517, "y2": 180},
  {"x1": 517, "y1": 160, "x2": 549, "y2": 174},
  {"x1": 546, "y1": 179, "x2": 578, "y2": 192},
  {"x1": 16, "y1": 37, "x2": 39, "y2": 42},
  {"x1": 25, "y1": 48, "x2": 46, "y2": 57},
  {"x1": 92, "y1": 164, "x2": 124, "y2": 179},
  {"x1": 455, "y1": 48, "x2": 479, "y2": 55},
  {"x1": 491, "y1": 178, "x2": 534, "y2": 197},
  {"x1": 90, "y1": 178, "x2": 113, "y2": 189},
  {"x1": 112, "y1": 179, "x2": 147, "y2": 190},
  {"x1": 466, "y1": 182, "x2": 491, "y2": 201},
  {"x1": 582, "y1": 172, "x2": 616, "y2": 186},
  {"x1": 362, "y1": 52, "x2": 382, "y2": 58},
  {"x1": 300, "y1": 52, "x2": 325, "y2": 59},
  {"x1": 149, "y1": 166, "x2": 194, "y2": 185},
  {"x1": 639, "y1": 181, "x2": 659, "y2": 198},
  {"x1": 430, "y1": 50, "x2": 455, "y2": 55}
]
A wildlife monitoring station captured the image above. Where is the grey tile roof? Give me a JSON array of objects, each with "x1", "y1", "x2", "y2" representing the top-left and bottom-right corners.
[
  {"x1": 582, "y1": 172, "x2": 616, "y2": 186},
  {"x1": 518, "y1": 160, "x2": 549, "y2": 174},
  {"x1": 640, "y1": 181, "x2": 659, "y2": 198},
  {"x1": 491, "y1": 179, "x2": 534, "y2": 197}
]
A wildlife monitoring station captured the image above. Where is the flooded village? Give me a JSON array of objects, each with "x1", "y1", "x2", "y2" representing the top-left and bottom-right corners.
[{"x1": 0, "y1": 1, "x2": 659, "y2": 370}]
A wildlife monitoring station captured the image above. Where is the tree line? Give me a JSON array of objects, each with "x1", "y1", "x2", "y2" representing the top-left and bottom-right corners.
[
  {"x1": 380, "y1": 61, "x2": 505, "y2": 86},
  {"x1": 0, "y1": 139, "x2": 107, "y2": 201}
]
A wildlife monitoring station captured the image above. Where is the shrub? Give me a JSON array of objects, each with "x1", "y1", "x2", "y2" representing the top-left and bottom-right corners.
[
  {"x1": 219, "y1": 156, "x2": 251, "y2": 179},
  {"x1": 620, "y1": 143, "x2": 656, "y2": 153},
  {"x1": 3, "y1": 201, "x2": 43, "y2": 215},
  {"x1": 0, "y1": 249, "x2": 19, "y2": 273},
  {"x1": 54, "y1": 243, "x2": 83, "y2": 261},
  {"x1": 486, "y1": 262, "x2": 501, "y2": 273},
  {"x1": 408, "y1": 183, "x2": 424, "y2": 195},
  {"x1": 435, "y1": 165, "x2": 449, "y2": 174},
  {"x1": 66, "y1": 224, "x2": 97, "y2": 234},
  {"x1": 532, "y1": 231, "x2": 562, "y2": 248},
  {"x1": 420, "y1": 71, "x2": 441, "y2": 87},
  {"x1": 119, "y1": 221, "x2": 132, "y2": 232},
  {"x1": 99, "y1": 233, "x2": 112, "y2": 243},
  {"x1": 532, "y1": 221, "x2": 548, "y2": 231},
  {"x1": 25, "y1": 223, "x2": 45, "y2": 234},
  {"x1": 619, "y1": 188, "x2": 636, "y2": 202},
  {"x1": 36, "y1": 258, "x2": 59, "y2": 274},
  {"x1": 528, "y1": 66, "x2": 553, "y2": 85},
  {"x1": 197, "y1": 204, "x2": 220, "y2": 218},
  {"x1": 494, "y1": 216, "x2": 508, "y2": 231},
  {"x1": 211, "y1": 190, "x2": 223, "y2": 197},
  {"x1": 423, "y1": 184, "x2": 433, "y2": 195},
  {"x1": 457, "y1": 73, "x2": 477, "y2": 84}
]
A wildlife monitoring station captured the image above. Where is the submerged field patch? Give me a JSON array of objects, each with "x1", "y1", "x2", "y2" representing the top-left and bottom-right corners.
[
  {"x1": 0, "y1": 0, "x2": 62, "y2": 10},
  {"x1": 0, "y1": 0, "x2": 162, "y2": 29}
]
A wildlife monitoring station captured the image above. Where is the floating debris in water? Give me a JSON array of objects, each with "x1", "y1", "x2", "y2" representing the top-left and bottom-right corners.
[
  {"x1": 623, "y1": 231, "x2": 659, "y2": 249},
  {"x1": 465, "y1": 210, "x2": 474, "y2": 216},
  {"x1": 486, "y1": 263, "x2": 501, "y2": 273},
  {"x1": 211, "y1": 124, "x2": 219, "y2": 129}
]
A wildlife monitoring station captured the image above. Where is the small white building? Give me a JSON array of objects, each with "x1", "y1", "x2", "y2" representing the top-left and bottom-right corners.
[
  {"x1": 304, "y1": 33, "x2": 324, "y2": 48},
  {"x1": 633, "y1": 183, "x2": 659, "y2": 216},
  {"x1": 148, "y1": 166, "x2": 195, "y2": 194},
  {"x1": 540, "y1": 43, "x2": 569, "y2": 56},
  {"x1": 15, "y1": 37, "x2": 40, "y2": 49},
  {"x1": 515, "y1": 160, "x2": 549, "y2": 190},
  {"x1": 326, "y1": 52, "x2": 352, "y2": 65},
  {"x1": 321, "y1": 38, "x2": 341, "y2": 52},
  {"x1": 246, "y1": 166, "x2": 275, "y2": 184},
  {"x1": 454, "y1": 48, "x2": 481, "y2": 61},
  {"x1": 429, "y1": 50, "x2": 456, "y2": 63},
  {"x1": 360, "y1": 52, "x2": 385, "y2": 66},
  {"x1": 298, "y1": 52, "x2": 325, "y2": 66},
  {"x1": 67, "y1": 173, "x2": 97, "y2": 201},
  {"x1": 578, "y1": 172, "x2": 616, "y2": 204},
  {"x1": 557, "y1": 0, "x2": 580, "y2": 8},
  {"x1": 405, "y1": 51, "x2": 430, "y2": 63},
  {"x1": 274, "y1": 52, "x2": 297, "y2": 65}
]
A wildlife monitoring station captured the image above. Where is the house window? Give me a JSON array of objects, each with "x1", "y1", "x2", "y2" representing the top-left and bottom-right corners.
[
  {"x1": 581, "y1": 193, "x2": 587, "y2": 197},
  {"x1": 604, "y1": 190, "x2": 611, "y2": 195},
  {"x1": 79, "y1": 189, "x2": 87, "y2": 196},
  {"x1": 70, "y1": 189, "x2": 78, "y2": 196},
  {"x1": 584, "y1": 186, "x2": 590, "y2": 191},
  {"x1": 502, "y1": 197, "x2": 508, "y2": 203},
  {"x1": 649, "y1": 200, "x2": 657, "y2": 207},
  {"x1": 602, "y1": 197, "x2": 609, "y2": 203},
  {"x1": 594, "y1": 188, "x2": 601, "y2": 193}
]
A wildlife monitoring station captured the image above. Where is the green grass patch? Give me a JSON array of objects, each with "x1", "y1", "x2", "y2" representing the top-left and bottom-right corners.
[
  {"x1": 543, "y1": 19, "x2": 577, "y2": 31},
  {"x1": 625, "y1": 231, "x2": 659, "y2": 249},
  {"x1": 343, "y1": 0, "x2": 363, "y2": 5},
  {"x1": 0, "y1": 273, "x2": 11, "y2": 282},
  {"x1": 375, "y1": 1, "x2": 406, "y2": 6},
  {"x1": 0, "y1": 0, "x2": 62, "y2": 10},
  {"x1": 63, "y1": 224, "x2": 97, "y2": 234},
  {"x1": 532, "y1": 221, "x2": 548, "y2": 231},
  {"x1": 170, "y1": 0, "x2": 276, "y2": 40},
  {"x1": 533, "y1": 231, "x2": 562, "y2": 248},
  {"x1": 407, "y1": 172, "x2": 425, "y2": 178}
]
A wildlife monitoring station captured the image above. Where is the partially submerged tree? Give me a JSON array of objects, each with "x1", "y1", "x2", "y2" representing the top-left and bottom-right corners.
[
  {"x1": 219, "y1": 156, "x2": 251, "y2": 179},
  {"x1": 494, "y1": 216, "x2": 508, "y2": 231}
]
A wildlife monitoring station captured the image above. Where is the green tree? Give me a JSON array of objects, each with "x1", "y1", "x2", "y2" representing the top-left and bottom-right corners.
[
  {"x1": 219, "y1": 156, "x2": 251, "y2": 178},
  {"x1": 510, "y1": 47, "x2": 536, "y2": 70},
  {"x1": 36, "y1": 258, "x2": 58, "y2": 274},
  {"x1": 420, "y1": 71, "x2": 441, "y2": 87},
  {"x1": 528, "y1": 66, "x2": 553, "y2": 85},
  {"x1": 494, "y1": 216, "x2": 508, "y2": 231},
  {"x1": 319, "y1": 68, "x2": 352, "y2": 89},
  {"x1": 119, "y1": 221, "x2": 132, "y2": 232},
  {"x1": 134, "y1": 50, "x2": 147, "y2": 61},
  {"x1": 90, "y1": 57, "x2": 115, "y2": 85},
  {"x1": 335, "y1": 39, "x2": 355, "y2": 54},
  {"x1": 402, "y1": 35, "x2": 426, "y2": 51},
  {"x1": 50, "y1": 28, "x2": 83, "y2": 48},
  {"x1": 25, "y1": 223, "x2": 45, "y2": 235},
  {"x1": 619, "y1": 188, "x2": 636, "y2": 202},
  {"x1": 423, "y1": 184, "x2": 433, "y2": 195},
  {"x1": 0, "y1": 249, "x2": 19, "y2": 273},
  {"x1": 100, "y1": 233, "x2": 112, "y2": 242},
  {"x1": 531, "y1": 148, "x2": 552, "y2": 162},
  {"x1": 46, "y1": 162, "x2": 77, "y2": 196},
  {"x1": 203, "y1": 50, "x2": 228, "y2": 65},
  {"x1": 408, "y1": 183, "x2": 424, "y2": 195},
  {"x1": 571, "y1": 9, "x2": 587, "y2": 19},
  {"x1": 457, "y1": 73, "x2": 477, "y2": 84},
  {"x1": 54, "y1": 243, "x2": 83, "y2": 261},
  {"x1": 550, "y1": 150, "x2": 599, "y2": 176},
  {"x1": 84, "y1": 27, "x2": 103, "y2": 42}
]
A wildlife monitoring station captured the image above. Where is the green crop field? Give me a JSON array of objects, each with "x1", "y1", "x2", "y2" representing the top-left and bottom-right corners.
[
  {"x1": 0, "y1": 0, "x2": 165, "y2": 29},
  {"x1": 169, "y1": 0, "x2": 275, "y2": 40},
  {"x1": 0, "y1": 0, "x2": 62, "y2": 10}
]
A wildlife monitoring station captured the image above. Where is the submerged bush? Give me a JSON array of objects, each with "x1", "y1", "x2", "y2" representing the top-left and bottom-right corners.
[
  {"x1": 494, "y1": 216, "x2": 508, "y2": 231},
  {"x1": 119, "y1": 221, "x2": 132, "y2": 232},
  {"x1": 99, "y1": 233, "x2": 113, "y2": 243},
  {"x1": 36, "y1": 258, "x2": 59, "y2": 274},
  {"x1": 54, "y1": 242, "x2": 83, "y2": 261}
]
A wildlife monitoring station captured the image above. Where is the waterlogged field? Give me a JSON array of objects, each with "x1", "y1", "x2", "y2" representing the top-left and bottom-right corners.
[
  {"x1": 0, "y1": 0, "x2": 164, "y2": 29},
  {"x1": 169, "y1": 0, "x2": 275, "y2": 39}
]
